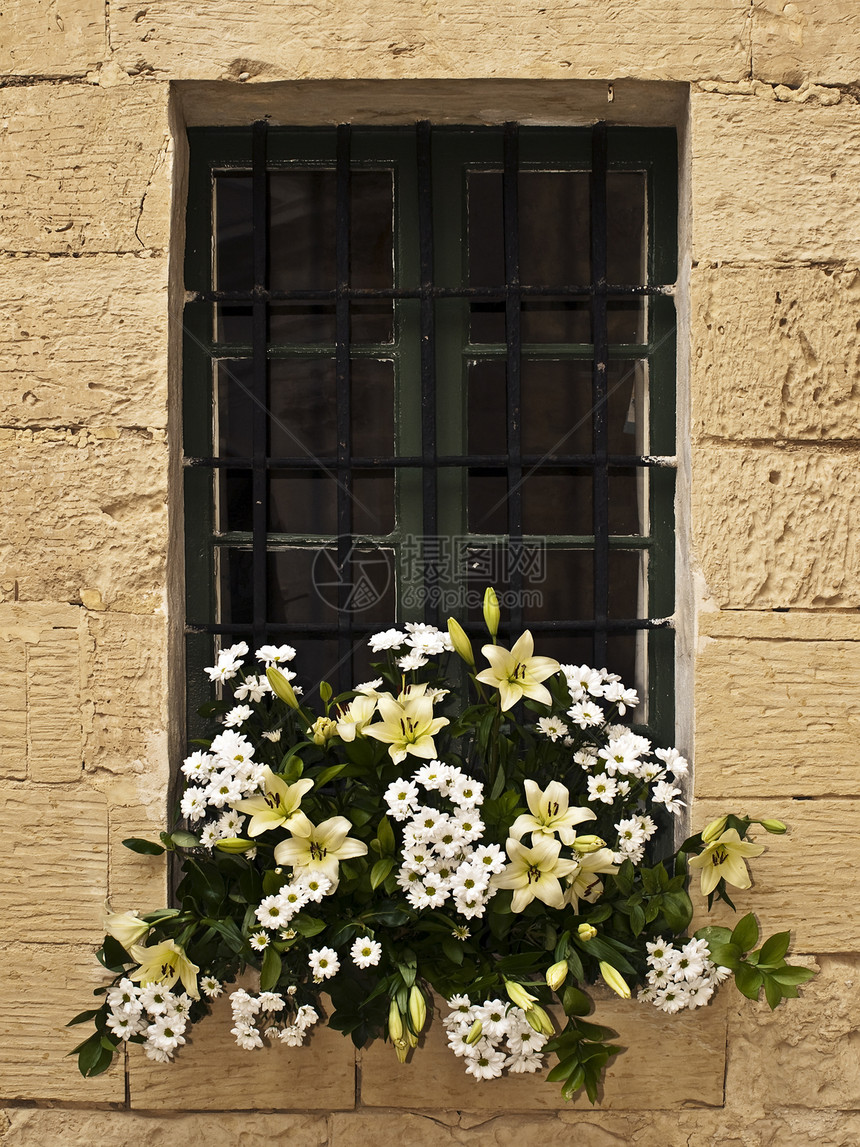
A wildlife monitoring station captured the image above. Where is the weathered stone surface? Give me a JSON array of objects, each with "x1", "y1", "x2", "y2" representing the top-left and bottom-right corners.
[
  {"x1": 0, "y1": 942, "x2": 122, "y2": 1103},
  {"x1": 359, "y1": 990, "x2": 725, "y2": 1110},
  {"x1": 0, "y1": 603, "x2": 84, "y2": 782},
  {"x1": 128, "y1": 983, "x2": 356, "y2": 1110},
  {"x1": 726, "y1": 956, "x2": 860, "y2": 1112},
  {"x1": 0, "y1": 428, "x2": 168, "y2": 611},
  {"x1": 691, "y1": 264, "x2": 860, "y2": 442},
  {"x1": 0, "y1": 783, "x2": 107, "y2": 943},
  {"x1": 0, "y1": 0, "x2": 106, "y2": 77},
  {"x1": 0, "y1": 1110, "x2": 329, "y2": 1147},
  {"x1": 752, "y1": 0, "x2": 860, "y2": 86},
  {"x1": 111, "y1": 0, "x2": 749, "y2": 82},
  {"x1": 699, "y1": 611, "x2": 860, "y2": 641},
  {"x1": 695, "y1": 633, "x2": 860, "y2": 798},
  {"x1": 106, "y1": 784, "x2": 169, "y2": 909},
  {"x1": 0, "y1": 253, "x2": 169, "y2": 429},
  {"x1": 691, "y1": 443, "x2": 860, "y2": 609},
  {"x1": 691, "y1": 92, "x2": 860, "y2": 262},
  {"x1": 690, "y1": 799, "x2": 860, "y2": 952},
  {"x1": 0, "y1": 83, "x2": 171, "y2": 254}
]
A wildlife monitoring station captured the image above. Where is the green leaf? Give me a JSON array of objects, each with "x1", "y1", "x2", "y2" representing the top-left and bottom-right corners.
[
  {"x1": 67, "y1": 1008, "x2": 101, "y2": 1027},
  {"x1": 377, "y1": 816, "x2": 396, "y2": 856},
  {"x1": 706, "y1": 941, "x2": 742, "y2": 971},
  {"x1": 121, "y1": 837, "x2": 165, "y2": 856},
  {"x1": 315, "y1": 762, "x2": 349, "y2": 788},
  {"x1": 561, "y1": 1065, "x2": 586, "y2": 1101},
  {"x1": 546, "y1": 1053, "x2": 581, "y2": 1083},
  {"x1": 292, "y1": 914, "x2": 326, "y2": 938},
  {"x1": 169, "y1": 830, "x2": 200, "y2": 849},
  {"x1": 442, "y1": 938, "x2": 465, "y2": 965},
  {"x1": 629, "y1": 904, "x2": 645, "y2": 937},
  {"x1": 562, "y1": 986, "x2": 591, "y2": 1017},
  {"x1": 489, "y1": 763, "x2": 507, "y2": 801},
  {"x1": 763, "y1": 973, "x2": 783, "y2": 1010},
  {"x1": 758, "y1": 931, "x2": 791, "y2": 967},
  {"x1": 77, "y1": 1032, "x2": 114, "y2": 1077},
  {"x1": 731, "y1": 913, "x2": 760, "y2": 954},
  {"x1": 260, "y1": 946, "x2": 283, "y2": 992},
  {"x1": 734, "y1": 962, "x2": 763, "y2": 1001},
  {"x1": 659, "y1": 891, "x2": 693, "y2": 933},
  {"x1": 370, "y1": 857, "x2": 395, "y2": 890},
  {"x1": 771, "y1": 965, "x2": 816, "y2": 987},
  {"x1": 695, "y1": 924, "x2": 732, "y2": 947}
]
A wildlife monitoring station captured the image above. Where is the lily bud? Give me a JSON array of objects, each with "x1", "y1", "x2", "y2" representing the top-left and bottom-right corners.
[
  {"x1": 267, "y1": 666, "x2": 300, "y2": 710},
  {"x1": 701, "y1": 816, "x2": 728, "y2": 844},
  {"x1": 393, "y1": 1037, "x2": 410, "y2": 1063},
  {"x1": 406, "y1": 1027, "x2": 419, "y2": 1048},
  {"x1": 526, "y1": 1004, "x2": 555, "y2": 1036},
  {"x1": 214, "y1": 837, "x2": 256, "y2": 853},
  {"x1": 102, "y1": 908, "x2": 149, "y2": 951},
  {"x1": 572, "y1": 835, "x2": 606, "y2": 854},
  {"x1": 546, "y1": 960, "x2": 569, "y2": 991},
  {"x1": 388, "y1": 999, "x2": 403, "y2": 1042},
  {"x1": 760, "y1": 819, "x2": 787, "y2": 834},
  {"x1": 447, "y1": 617, "x2": 476, "y2": 668},
  {"x1": 465, "y1": 1018, "x2": 483, "y2": 1045},
  {"x1": 408, "y1": 985, "x2": 427, "y2": 1033},
  {"x1": 577, "y1": 923, "x2": 598, "y2": 943},
  {"x1": 505, "y1": 979, "x2": 538, "y2": 1011},
  {"x1": 599, "y1": 961, "x2": 631, "y2": 999},
  {"x1": 311, "y1": 716, "x2": 337, "y2": 746},
  {"x1": 482, "y1": 587, "x2": 500, "y2": 637}
]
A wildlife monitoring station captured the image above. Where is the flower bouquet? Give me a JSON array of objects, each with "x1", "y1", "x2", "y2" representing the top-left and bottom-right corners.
[{"x1": 70, "y1": 590, "x2": 813, "y2": 1101}]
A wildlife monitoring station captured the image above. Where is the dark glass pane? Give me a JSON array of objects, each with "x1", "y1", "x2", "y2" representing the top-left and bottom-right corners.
[
  {"x1": 521, "y1": 299, "x2": 590, "y2": 343},
  {"x1": 353, "y1": 471, "x2": 395, "y2": 534},
  {"x1": 519, "y1": 171, "x2": 590, "y2": 286},
  {"x1": 606, "y1": 634, "x2": 637, "y2": 692},
  {"x1": 468, "y1": 172, "x2": 504, "y2": 288},
  {"x1": 217, "y1": 470, "x2": 253, "y2": 532},
  {"x1": 269, "y1": 171, "x2": 336, "y2": 291},
  {"x1": 268, "y1": 547, "x2": 395, "y2": 623},
  {"x1": 216, "y1": 303, "x2": 253, "y2": 344},
  {"x1": 214, "y1": 174, "x2": 253, "y2": 292},
  {"x1": 609, "y1": 467, "x2": 647, "y2": 536},
  {"x1": 268, "y1": 360, "x2": 337, "y2": 458},
  {"x1": 607, "y1": 360, "x2": 647, "y2": 452},
  {"x1": 270, "y1": 303, "x2": 336, "y2": 344},
  {"x1": 217, "y1": 548, "x2": 253, "y2": 624},
  {"x1": 607, "y1": 298, "x2": 646, "y2": 344},
  {"x1": 521, "y1": 361, "x2": 592, "y2": 456},
  {"x1": 608, "y1": 549, "x2": 644, "y2": 619},
  {"x1": 527, "y1": 550, "x2": 594, "y2": 621},
  {"x1": 352, "y1": 360, "x2": 395, "y2": 456},
  {"x1": 269, "y1": 472, "x2": 337, "y2": 534},
  {"x1": 216, "y1": 360, "x2": 254, "y2": 458},
  {"x1": 287, "y1": 638, "x2": 340, "y2": 697},
  {"x1": 351, "y1": 171, "x2": 394, "y2": 289},
  {"x1": 351, "y1": 302, "x2": 393, "y2": 343},
  {"x1": 469, "y1": 302, "x2": 506, "y2": 344},
  {"x1": 529, "y1": 632, "x2": 593, "y2": 670},
  {"x1": 468, "y1": 473, "x2": 508, "y2": 534},
  {"x1": 606, "y1": 172, "x2": 646, "y2": 286},
  {"x1": 523, "y1": 470, "x2": 592, "y2": 535},
  {"x1": 468, "y1": 361, "x2": 508, "y2": 457}
]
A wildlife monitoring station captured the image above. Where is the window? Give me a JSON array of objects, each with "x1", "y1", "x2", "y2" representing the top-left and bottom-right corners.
[{"x1": 183, "y1": 122, "x2": 677, "y2": 739}]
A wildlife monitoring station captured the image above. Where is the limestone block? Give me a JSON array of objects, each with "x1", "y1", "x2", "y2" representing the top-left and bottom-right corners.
[
  {"x1": 0, "y1": 603, "x2": 83, "y2": 782},
  {"x1": 359, "y1": 990, "x2": 726, "y2": 1110},
  {"x1": 329, "y1": 1110, "x2": 860, "y2": 1147},
  {"x1": 725, "y1": 955, "x2": 860, "y2": 1112},
  {"x1": 0, "y1": 253, "x2": 170, "y2": 430},
  {"x1": 695, "y1": 633, "x2": 860, "y2": 798},
  {"x1": 0, "y1": 1110, "x2": 329, "y2": 1147},
  {"x1": 0, "y1": 0, "x2": 106, "y2": 77},
  {"x1": 752, "y1": 0, "x2": 860, "y2": 86},
  {"x1": 691, "y1": 264, "x2": 860, "y2": 442},
  {"x1": 0, "y1": 83, "x2": 171, "y2": 254},
  {"x1": 691, "y1": 443, "x2": 860, "y2": 609},
  {"x1": 128, "y1": 985, "x2": 356, "y2": 1109},
  {"x1": 0, "y1": 942, "x2": 123, "y2": 1103},
  {"x1": 110, "y1": 0, "x2": 749, "y2": 83},
  {"x1": 0, "y1": 428, "x2": 168, "y2": 611},
  {"x1": 691, "y1": 92, "x2": 860, "y2": 262},
  {"x1": 0, "y1": 783, "x2": 108, "y2": 943},
  {"x1": 699, "y1": 610, "x2": 860, "y2": 641},
  {"x1": 690, "y1": 798, "x2": 859, "y2": 952}
]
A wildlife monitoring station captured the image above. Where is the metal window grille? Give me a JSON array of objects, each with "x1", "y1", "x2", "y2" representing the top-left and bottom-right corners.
[{"x1": 183, "y1": 121, "x2": 677, "y2": 740}]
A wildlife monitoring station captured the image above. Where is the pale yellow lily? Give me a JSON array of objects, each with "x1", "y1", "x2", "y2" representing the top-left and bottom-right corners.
[
  {"x1": 475, "y1": 630, "x2": 561, "y2": 711},
  {"x1": 273, "y1": 815, "x2": 368, "y2": 889},
  {"x1": 335, "y1": 695, "x2": 377, "y2": 742},
  {"x1": 128, "y1": 938, "x2": 200, "y2": 998},
  {"x1": 688, "y1": 828, "x2": 765, "y2": 896},
  {"x1": 363, "y1": 692, "x2": 449, "y2": 765},
  {"x1": 510, "y1": 780, "x2": 597, "y2": 846},
  {"x1": 564, "y1": 848, "x2": 619, "y2": 911},
  {"x1": 231, "y1": 766, "x2": 313, "y2": 838},
  {"x1": 102, "y1": 906, "x2": 149, "y2": 950},
  {"x1": 491, "y1": 835, "x2": 580, "y2": 913}
]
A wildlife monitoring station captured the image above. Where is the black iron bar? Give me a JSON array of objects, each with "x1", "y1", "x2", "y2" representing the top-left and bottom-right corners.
[
  {"x1": 502, "y1": 123, "x2": 524, "y2": 634},
  {"x1": 195, "y1": 283, "x2": 668, "y2": 301},
  {"x1": 188, "y1": 616, "x2": 672, "y2": 636},
  {"x1": 250, "y1": 120, "x2": 269, "y2": 653},
  {"x1": 417, "y1": 121, "x2": 439, "y2": 624},
  {"x1": 189, "y1": 453, "x2": 674, "y2": 469},
  {"x1": 334, "y1": 124, "x2": 353, "y2": 689},
  {"x1": 590, "y1": 122, "x2": 610, "y2": 668}
]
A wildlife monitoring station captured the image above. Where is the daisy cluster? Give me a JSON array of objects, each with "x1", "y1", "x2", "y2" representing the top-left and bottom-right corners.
[
  {"x1": 229, "y1": 987, "x2": 319, "y2": 1049},
  {"x1": 105, "y1": 977, "x2": 193, "y2": 1062},
  {"x1": 367, "y1": 622, "x2": 454, "y2": 671},
  {"x1": 384, "y1": 762, "x2": 504, "y2": 918},
  {"x1": 638, "y1": 937, "x2": 731, "y2": 1013},
  {"x1": 254, "y1": 873, "x2": 333, "y2": 932},
  {"x1": 443, "y1": 996, "x2": 547, "y2": 1079},
  {"x1": 179, "y1": 729, "x2": 266, "y2": 846}
]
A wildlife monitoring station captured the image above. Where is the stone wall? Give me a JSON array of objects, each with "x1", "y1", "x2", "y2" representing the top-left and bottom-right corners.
[{"x1": 1, "y1": 2, "x2": 859, "y2": 1143}]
